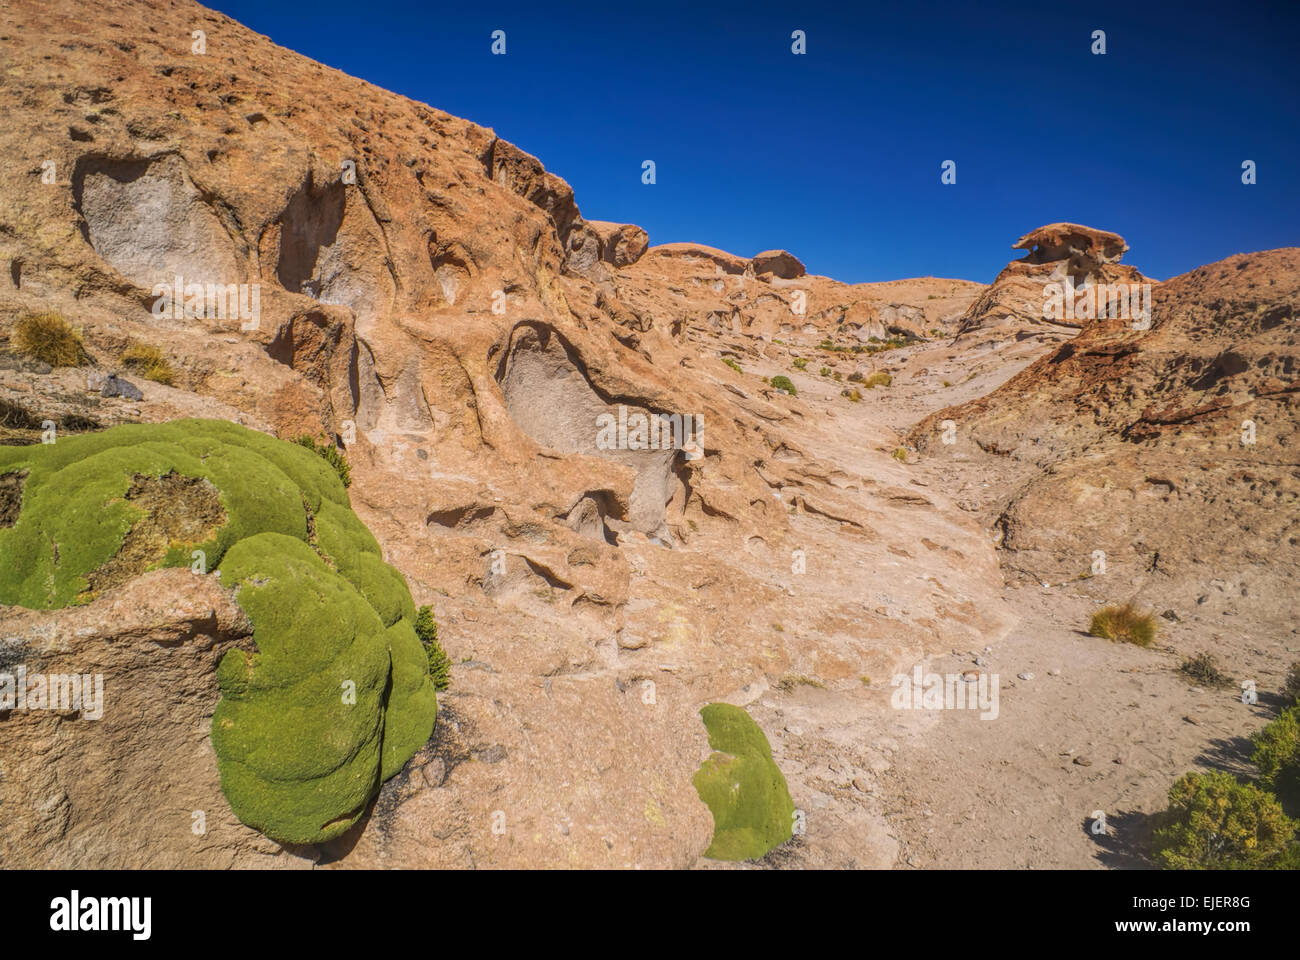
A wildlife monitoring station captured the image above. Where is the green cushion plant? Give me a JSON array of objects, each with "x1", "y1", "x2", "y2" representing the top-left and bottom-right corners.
[{"x1": 0, "y1": 419, "x2": 436, "y2": 844}]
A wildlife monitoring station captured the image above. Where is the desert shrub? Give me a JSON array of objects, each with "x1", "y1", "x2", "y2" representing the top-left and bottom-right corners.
[
  {"x1": 415, "y1": 604, "x2": 451, "y2": 691},
  {"x1": 1284, "y1": 662, "x2": 1300, "y2": 704},
  {"x1": 1252, "y1": 706, "x2": 1300, "y2": 815},
  {"x1": 294, "y1": 434, "x2": 351, "y2": 488},
  {"x1": 841, "y1": 388, "x2": 862, "y2": 402},
  {"x1": 1179, "y1": 651, "x2": 1233, "y2": 687},
  {"x1": 863, "y1": 372, "x2": 891, "y2": 388},
  {"x1": 792, "y1": 357, "x2": 808, "y2": 371},
  {"x1": 0, "y1": 419, "x2": 435, "y2": 844},
  {"x1": 722, "y1": 357, "x2": 742, "y2": 373},
  {"x1": 120, "y1": 342, "x2": 175, "y2": 385},
  {"x1": 692, "y1": 703, "x2": 795, "y2": 860},
  {"x1": 847, "y1": 371, "x2": 863, "y2": 383},
  {"x1": 1153, "y1": 770, "x2": 1295, "y2": 869},
  {"x1": 11, "y1": 312, "x2": 87, "y2": 367},
  {"x1": 770, "y1": 375, "x2": 797, "y2": 396},
  {"x1": 819, "y1": 366, "x2": 831, "y2": 377},
  {"x1": 1088, "y1": 602, "x2": 1157, "y2": 646},
  {"x1": 892, "y1": 447, "x2": 908, "y2": 463}
]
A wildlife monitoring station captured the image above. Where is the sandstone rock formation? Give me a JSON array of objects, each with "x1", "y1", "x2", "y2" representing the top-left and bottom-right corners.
[
  {"x1": 0, "y1": 0, "x2": 1015, "y2": 868},
  {"x1": 2, "y1": 0, "x2": 1294, "y2": 872},
  {"x1": 955, "y1": 222, "x2": 1152, "y2": 346},
  {"x1": 914, "y1": 248, "x2": 1300, "y2": 605}
]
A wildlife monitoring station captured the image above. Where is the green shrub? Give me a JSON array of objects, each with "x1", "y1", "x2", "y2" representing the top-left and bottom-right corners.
[
  {"x1": 792, "y1": 357, "x2": 808, "y2": 371},
  {"x1": 120, "y1": 342, "x2": 175, "y2": 385},
  {"x1": 295, "y1": 434, "x2": 351, "y2": 488},
  {"x1": 892, "y1": 447, "x2": 908, "y2": 463},
  {"x1": 1285, "y1": 662, "x2": 1300, "y2": 704},
  {"x1": 770, "y1": 375, "x2": 796, "y2": 396},
  {"x1": 12, "y1": 312, "x2": 87, "y2": 367},
  {"x1": 1252, "y1": 706, "x2": 1300, "y2": 815},
  {"x1": 722, "y1": 357, "x2": 742, "y2": 373},
  {"x1": 863, "y1": 372, "x2": 892, "y2": 388},
  {"x1": 819, "y1": 366, "x2": 831, "y2": 377},
  {"x1": 415, "y1": 604, "x2": 451, "y2": 691},
  {"x1": 1088, "y1": 602, "x2": 1157, "y2": 646},
  {"x1": 692, "y1": 703, "x2": 795, "y2": 860},
  {"x1": 841, "y1": 388, "x2": 862, "y2": 402},
  {"x1": 0, "y1": 420, "x2": 435, "y2": 844},
  {"x1": 1153, "y1": 770, "x2": 1296, "y2": 869}
]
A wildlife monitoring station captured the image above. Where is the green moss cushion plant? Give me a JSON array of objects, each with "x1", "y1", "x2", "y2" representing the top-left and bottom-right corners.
[
  {"x1": 692, "y1": 702, "x2": 795, "y2": 860},
  {"x1": 0, "y1": 419, "x2": 437, "y2": 844}
]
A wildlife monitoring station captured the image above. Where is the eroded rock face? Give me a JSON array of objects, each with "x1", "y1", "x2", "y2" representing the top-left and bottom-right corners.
[
  {"x1": 0, "y1": 0, "x2": 1019, "y2": 869},
  {"x1": 955, "y1": 222, "x2": 1151, "y2": 345},
  {"x1": 0, "y1": 569, "x2": 317, "y2": 868},
  {"x1": 914, "y1": 248, "x2": 1300, "y2": 600}
]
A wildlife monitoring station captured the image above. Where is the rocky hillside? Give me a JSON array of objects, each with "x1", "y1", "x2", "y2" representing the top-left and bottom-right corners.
[{"x1": 2, "y1": 0, "x2": 1295, "y2": 871}]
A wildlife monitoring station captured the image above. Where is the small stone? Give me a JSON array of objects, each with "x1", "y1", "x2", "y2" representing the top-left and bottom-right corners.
[
  {"x1": 420, "y1": 757, "x2": 447, "y2": 788},
  {"x1": 852, "y1": 777, "x2": 870, "y2": 793},
  {"x1": 1183, "y1": 715, "x2": 1201, "y2": 725},
  {"x1": 1048, "y1": 668, "x2": 1061, "y2": 676},
  {"x1": 416, "y1": 448, "x2": 428, "y2": 460},
  {"x1": 1017, "y1": 672, "x2": 1034, "y2": 681},
  {"x1": 975, "y1": 657, "x2": 988, "y2": 667},
  {"x1": 785, "y1": 724, "x2": 803, "y2": 736},
  {"x1": 476, "y1": 744, "x2": 507, "y2": 764},
  {"x1": 1073, "y1": 756, "x2": 1092, "y2": 767}
]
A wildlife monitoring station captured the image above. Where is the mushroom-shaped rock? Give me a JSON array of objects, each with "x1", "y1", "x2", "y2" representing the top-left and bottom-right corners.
[
  {"x1": 751, "y1": 249, "x2": 806, "y2": 279},
  {"x1": 1013, "y1": 223, "x2": 1128, "y2": 265}
]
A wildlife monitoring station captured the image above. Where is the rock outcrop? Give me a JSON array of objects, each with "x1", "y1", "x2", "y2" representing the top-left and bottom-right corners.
[
  {"x1": 955, "y1": 222, "x2": 1152, "y2": 345},
  {"x1": 914, "y1": 248, "x2": 1300, "y2": 604}
]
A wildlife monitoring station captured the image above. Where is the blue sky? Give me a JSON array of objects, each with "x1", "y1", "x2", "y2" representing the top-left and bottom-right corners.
[{"x1": 208, "y1": 0, "x2": 1299, "y2": 283}]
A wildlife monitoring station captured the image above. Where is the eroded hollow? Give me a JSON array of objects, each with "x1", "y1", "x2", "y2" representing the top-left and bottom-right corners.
[
  {"x1": 84, "y1": 471, "x2": 227, "y2": 593},
  {"x1": 493, "y1": 322, "x2": 688, "y2": 543},
  {"x1": 73, "y1": 153, "x2": 240, "y2": 288}
]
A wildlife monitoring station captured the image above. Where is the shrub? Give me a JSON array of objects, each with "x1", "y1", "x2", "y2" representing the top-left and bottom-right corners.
[
  {"x1": 415, "y1": 604, "x2": 451, "y2": 691},
  {"x1": 1153, "y1": 770, "x2": 1296, "y2": 869},
  {"x1": 819, "y1": 366, "x2": 831, "y2": 377},
  {"x1": 294, "y1": 434, "x2": 351, "y2": 488},
  {"x1": 1179, "y1": 652, "x2": 1233, "y2": 688},
  {"x1": 120, "y1": 342, "x2": 175, "y2": 385},
  {"x1": 770, "y1": 375, "x2": 797, "y2": 396},
  {"x1": 722, "y1": 357, "x2": 742, "y2": 373},
  {"x1": 1284, "y1": 662, "x2": 1300, "y2": 704},
  {"x1": 0, "y1": 419, "x2": 436, "y2": 844},
  {"x1": 841, "y1": 388, "x2": 862, "y2": 402},
  {"x1": 792, "y1": 357, "x2": 808, "y2": 371},
  {"x1": 692, "y1": 703, "x2": 795, "y2": 860},
  {"x1": 1252, "y1": 706, "x2": 1300, "y2": 815},
  {"x1": 863, "y1": 372, "x2": 892, "y2": 388},
  {"x1": 892, "y1": 447, "x2": 908, "y2": 463},
  {"x1": 11, "y1": 312, "x2": 87, "y2": 367},
  {"x1": 1088, "y1": 602, "x2": 1157, "y2": 646}
]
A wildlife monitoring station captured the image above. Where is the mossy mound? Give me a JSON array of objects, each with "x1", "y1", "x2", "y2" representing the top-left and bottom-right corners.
[
  {"x1": 0, "y1": 419, "x2": 437, "y2": 844},
  {"x1": 692, "y1": 702, "x2": 795, "y2": 861}
]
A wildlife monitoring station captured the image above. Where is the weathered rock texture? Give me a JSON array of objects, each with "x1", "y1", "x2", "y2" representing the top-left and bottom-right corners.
[
  {"x1": 0, "y1": 0, "x2": 1016, "y2": 869},
  {"x1": 955, "y1": 222, "x2": 1152, "y2": 345},
  {"x1": 915, "y1": 249, "x2": 1300, "y2": 603}
]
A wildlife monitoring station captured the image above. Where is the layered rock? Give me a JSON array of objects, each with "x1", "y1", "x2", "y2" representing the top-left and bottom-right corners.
[
  {"x1": 913, "y1": 248, "x2": 1300, "y2": 602},
  {"x1": 955, "y1": 222, "x2": 1152, "y2": 346}
]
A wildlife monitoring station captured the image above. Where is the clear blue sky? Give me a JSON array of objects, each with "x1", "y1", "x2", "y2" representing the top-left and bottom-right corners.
[{"x1": 207, "y1": 0, "x2": 1299, "y2": 283}]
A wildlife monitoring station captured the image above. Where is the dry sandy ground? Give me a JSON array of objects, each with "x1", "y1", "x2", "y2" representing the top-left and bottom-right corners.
[{"x1": 703, "y1": 331, "x2": 1299, "y2": 870}]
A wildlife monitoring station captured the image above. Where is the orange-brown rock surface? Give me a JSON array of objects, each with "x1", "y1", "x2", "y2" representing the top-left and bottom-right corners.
[{"x1": 2, "y1": 0, "x2": 1295, "y2": 872}]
